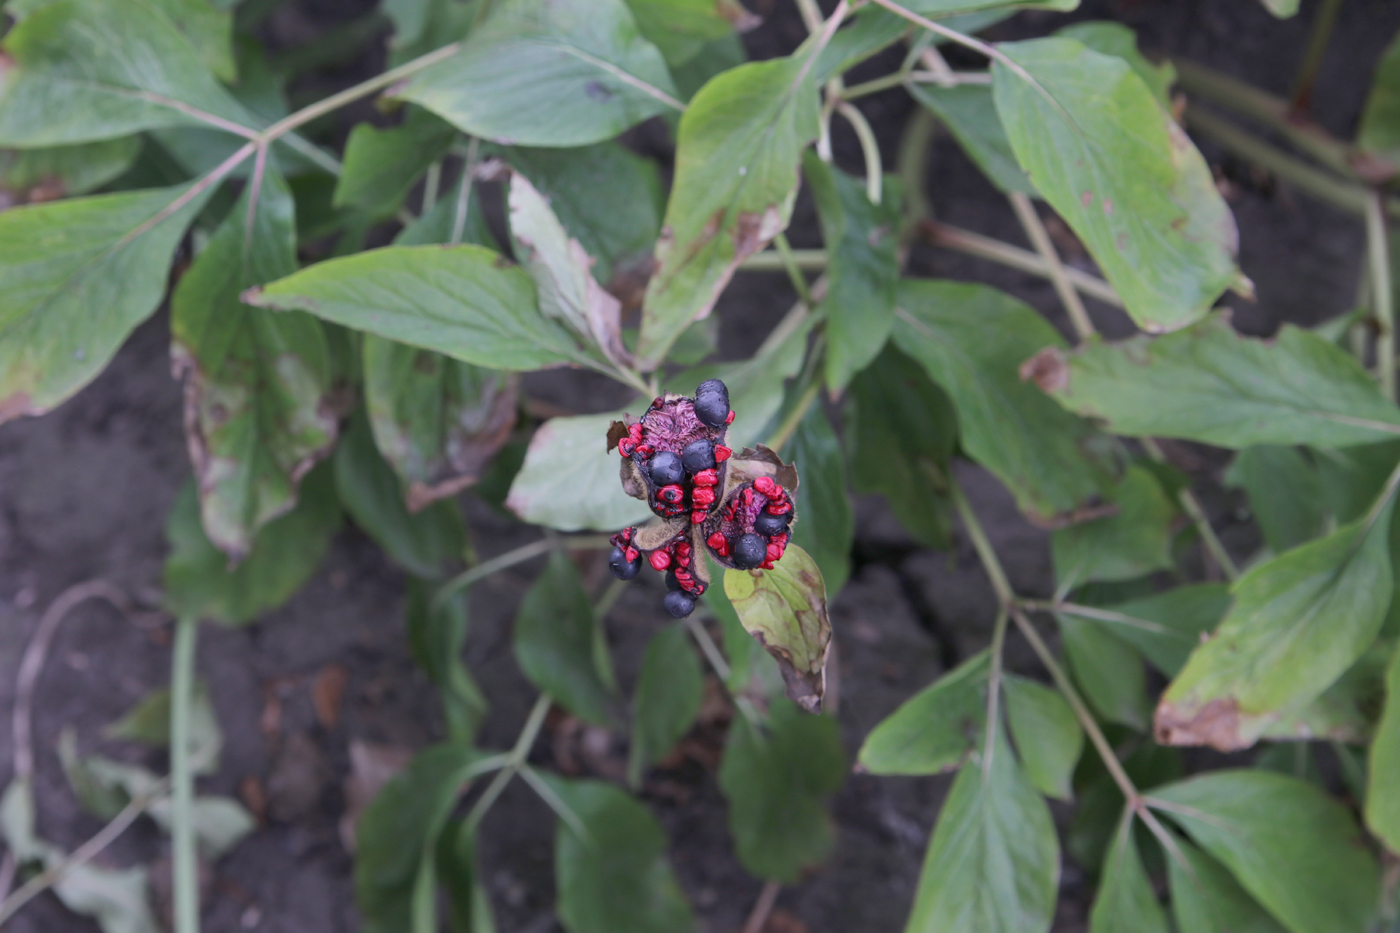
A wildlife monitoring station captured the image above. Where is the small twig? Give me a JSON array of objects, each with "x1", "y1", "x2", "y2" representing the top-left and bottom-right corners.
[
  {"x1": 1141, "y1": 438, "x2": 1239, "y2": 581},
  {"x1": 739, "y1": 249, "x2": 826, "y2": 272},
  {"x1": 741, "y1": 880, "x2": 782, "y2": 933},
  {"x1": 170, "y1": 615, "x2": 199, "y2": 933},
  {"x1": 949, "y1": 480, "x2": 1014, "y2": 607},
  {"x1": 773, "y1": 233, "x2": 816, "y2": 307},
  {"x1": 683, "y1": 614, "x2": 732, "y2": 682},
  {"x1": 1007, "y1": 192, "x2": 1094, "y2": 340},
  {"x1": 1288, "y1": 0, "x2": 1345, "y2": 113},
  {"x1": 464, "y1": 693, "x2": 553, "y2": 834},
  {"x1": 433, "y1": 535, "x2": 613, "y2": 610},
  {"x1": 1366, "y1": 190, "x2": 1395, "y2": 402}
]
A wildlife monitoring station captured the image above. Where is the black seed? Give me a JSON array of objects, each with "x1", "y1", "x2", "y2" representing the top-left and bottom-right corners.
[
  {"x1": 693, "y1": 379, "x2": 730, "y2": 428},
  {"x1": 663, "y1": 590, "x2": 696, "y2": 618},
  {"x1": 609, "y1": 546, "x2": 640, "y2": 580},
  {"x1": 754, "y1": 511, "x2": 790, "y2": 537},
  {"x1": 681, "y1": 438, "x2": 716, "y2": 473},
  {"x1": 732, "y1": 533, "x2": 767, "y2": 570},
  {"x1": 648, "y1": 450, "x2": 684, "y2": 486},
  {"x1": 665, "y1": 570, "x2": 681, "y2": 591}
]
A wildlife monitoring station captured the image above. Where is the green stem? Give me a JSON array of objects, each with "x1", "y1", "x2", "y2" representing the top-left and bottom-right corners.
[
  {"x1": 739, "y1": 249, "x2": 827, "y2": 272},
  {"x1": 835, "y1": 101, "x2": 884, "y2": 203},
  {"x1": 170, "y1": 615, "x2": 200, "y2": 933},
  {"x1": 1366, "y1": 190, "x2": 1396, "y2": 402},
  {"x1": 434, "y1": 535, "x2": 613, "y2": 610},
  {"x1": 924, "y1": 220, "x2": 1123, "y2": 307},
  {"x1": 841, "y1": 72, "x2": 908, "y2": 100},
  {"x1": 684, "y1": 614, "x2": 731, "y2": 682},
  {"x1": 1007, "y1": 191, "x2": 1094, "y2": 339},
  {"x1": 764, "y1": 380, "x2": 821, "y2": 453},
  {"x1": 896, "y1": 107, "x2": 937, "y2": 241},
  {"x1": 950, "y1": 480, "x2": 1014, "y2": 607},
  {"x1": 1141, "y1": 438, "x2": 1239, "y2": 581},
  {"x1": 981, "y1": 608, "x2": 1009, "y2": 779},
  {"x1": 464, "y1": 693, "x2": 553, "y2": 835},
  {"x1": 774, "y1": 232, "x2": 816, "y2": 307},
  {"x1": 1288, "y1": 0, "x2": 1345, "y2": 111}
]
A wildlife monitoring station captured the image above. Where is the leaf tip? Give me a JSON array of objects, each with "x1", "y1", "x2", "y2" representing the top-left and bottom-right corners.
[{"x1": 1154, "y1": 696, "x2": 1251, "y2": 751}]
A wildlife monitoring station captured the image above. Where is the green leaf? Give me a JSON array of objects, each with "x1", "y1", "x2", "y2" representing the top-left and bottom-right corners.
[
  {"x1": 505, "y1": 412, "x2": 652, "y2": 532},
  {"x1": 363, "y1": 335, "x2": 518, "y2": 511},
  {"x1": 0, "y1": 0, "x2": 251, "y2": 146},
  {"x1": 163, "y1": 466, "x2": 341, "y2": 625},
  {"x1": 1257, "y1": 641, "x2": 1390, "y2": 744},
  {"x1": 507, "y1": 167, "x2": 628, "y2": 369},
  {"x1": 904, "y1": 727, "x2": 1059, "y2": 933},
  {"x1": 334, "y1": 411, "x2": 466, "y2": 579},
  {"x1": 1036, "y1": 316, "x2": 1400, "y2": 448},
  {"x1": 0, "y1": 181, "x2": 215, "y2": 423},
  {"x1": 1070, "y1": 584, "x2": 1230, "y2": 678},
  {"x1": 815, "y1": 10, "x2": 908, "y2": 83},
  {"x1": 105, "y1": 683, "x2": 222, "y2": 772},
  {"x1": 546, "y1": 776, "x2": 694, "y2": 933},
  {"x1": 1157, "y1": 501, "x2": 1396, "y2": 750},
  {"x1": 718, "y1": 698, "x2": 845, "y2": 883},
  {"x1": 705, "y1": 584, "x2": 785, "y2": 700},
  {"x1": 1088, "y1": 817, "x2": 1169, "y2": 933},
  {"x1": 499, "y1": 142, "x2": 664, "y2": 284},
  {"x1": 171, "y1": 168, "x2": 337, "y2": 559},
  {"x1": 1225, "y1": 446, "x2": 1326, "y2": 553},
  {"x1": 857, "y1": 651, "x2": 989, "y2": 776},
  {"x1": 803, "y1": 153, "x2": 902, "y2": 391},
  {"x1": 628, "y1": 624, "x2": 703, "y2": 787},
  {"x1": 670, "y1": 33, "x2": 747, "y2": 104},
  {"x1": 437, "y1": 820, "x2": 496, "y2": 933},
  {"x1": 1365, "y1": 646, "x2": 1400, "y2": 851},
  {"x1": 0, "y1": 137, "x2": 141, "y2": 201},
  {"x1": 513, "y1": 551, "x2": 617, "y2": 726},
  {"x1": 623, "y1": 0, "x2": 746, "y2": 67},
  {"x1": 1060, "y1": 615, "x2": 1150, "y2": 730},
  {"x1": 636, "y1": 51, "x2": 820, "y2": 368},
  {"x1": 1150, "y1": 769, "x2": 1379, "y2": 933},
  {"x1": 848, "y1": 343, "x2": 957, "y2": 549},
  {"x1": 407, "y1": 582, "x2": 487, "y2": 745},
  {"x1": 892, "y1": 278, "x2": 1110, "y2": 523},
  {"x1": 909, "y1": 84, "x2": 1034, "y2": 195},
  {"x1": 334, "y1": 109, "x2": 457, "y2": 218},
  {"x1": 357, "y1": 744, "x2": 494, "y2": 933},
  {"x1": 1359, "y1": 32, "x2": 1400, "y2": 163},
  {"x1": 786, "y1": 405, "x2": 854, "y2": 597},
  {"x1": 1167, "y1": 838, "x2": 1288, "y2": 933},
  {"x1": 1004, "y1": 674, "x2": 1082, "y2": 801},
  {"x1": 1257, "y1": 0, "x2": 1299, "y2": 17},
  {"x1": 993, "y1": 37, "x2": 1240, "y2": 332},
  {"x1": 395, "y1": 0, "x2": 680, "y2": 147},
  {"x1": 1315, "y1": 440, "x2": 1400, "y2": 524},
  {"x1": 724, "y1": 543, "x2": 831, "y2": 713},
  {"x1": 1052, "y1": 467, "x2": 1176, "y2": 585},
  {"x1": 1056, "y1": 22, "x2": 1174, "y2": 107},
  {"x1": 246, "y1": 244, "x2": 589, "y2": 371}
]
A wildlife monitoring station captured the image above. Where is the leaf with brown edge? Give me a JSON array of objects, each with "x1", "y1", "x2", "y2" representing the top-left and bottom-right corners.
[
  {"x1": 362, "y1": 335, "x2": 518, "y2": 512},
  {"x1": 723, "y1": 544, "x2": 830, "y2": 713}
]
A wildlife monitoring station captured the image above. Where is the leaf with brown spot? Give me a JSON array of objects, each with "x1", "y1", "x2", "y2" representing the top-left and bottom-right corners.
[{"x1": 723, "y1": 544, "x2": 830, "y2": 713}]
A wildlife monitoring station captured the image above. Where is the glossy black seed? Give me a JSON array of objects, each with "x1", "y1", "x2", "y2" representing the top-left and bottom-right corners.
[
  {"x1": 754, "y1": 511, "x2": 791, "y2": 537},
  {"x1": 732, "y1": 533, "x2": 767, "y2": 570},
  {"x1": 609, "y1": 546, "x2": 640, "y2": 580},
  {"x1": 648, "y1": 450, "x2": 684, "y2": 486},
  {"x1": 681, "y1": 438, "x2": 716, "y2": 474},
  {"x1": 665, "y1": 570, "x2": 681, "y2": 591},
  {"x1": 693, "y1": 379, "x2": 730, "y2": 428},
  {"x1": 663, "y1": 590, "x2": 697, "y2": 618}
]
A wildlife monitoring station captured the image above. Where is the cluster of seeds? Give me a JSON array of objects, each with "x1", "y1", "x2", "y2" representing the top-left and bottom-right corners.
[{"x1": 607, "y1": 380, "x2": 798, "y2": 619}]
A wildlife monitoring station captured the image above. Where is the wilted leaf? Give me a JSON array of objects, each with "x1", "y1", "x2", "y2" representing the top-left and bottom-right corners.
[
  {"x1": 857, "y1": 651, "x2": 989, "y2": 775},
  {"x1": 514, "y1": 551, "x2": 617, "y2": 727},
  {"x1": 718, "y1": 698, "x2": 845, "y2": 883},
  {"x1": 994, "y1": 37, "x2": 1241, "y2": 332},
  {"x1": 786, "y1": 405, "x2": 854, "y2": 597},
  {"x1": 628, "y1": 624, "x2": 703, "y2": 787},
  {"x1": 724, "y1": 544, "x2": 831, "y2": 713},
  {"x1": 163, "y1": 466, "x2": 341, "y2": 625},
  {"x1": 408, "y1": 582, "x2": 488, "y2": 745},
  {"x1": 1004, "y1": 674, "x2": 1082, "y2": 801},
  {"x1": 506, "y1": 412, "x2": 653, "y2": 531},
  {"x1": 909, "y1": 84, "x2": 1034, "y2": 196},
  {"x1": 1156, "y1": 501, "x2": 1395, "y2": 751},
  {"x1": 1034, "y1": 315, "x2": 1400, "y2": 448},
  {"x1": 1225, "y1": 446, "x2": 1326, "y2": 553},
  {"x1": 636, "y1": 51, "x2": 820, "y2": 368},
  {"x1": 1052, "y1": 466, "x2": 1176, "y2": 585},
  {"x1": 0, "y1": 181, "x2": 215, "y2": 424},
  {"x1": 1149, "y1": 770, "x2": 1379, "y2": 933},
  {"x1": 0, "y1": 0, "x2": 251, "y2": 146},
  {"x1": 892, "y1": 278, "x2": 1110, "y2": 523},
  {"x1": 1167, "y1": 838, "x2": 1288, "y2": 933},
  {"x1": 395, "y1": 0, "x2": 680, "y2": 147},
  {"x1": 172, "y1": 168, "x2": 337, "y2": 560},
  {"x1": 333, "y1": 411, "x2": 466, "y2": 579},
  {"x1": 904, "y1": 727, "x2": 1059, "y2": 933},
  {"x1": 246, "y1": 244, "x2": 589, "y2": 372},
  {"x1": 333, "y1": 108, "x2": 457, "y2": 219},
  {"x1": 545, "y1": 775, "x2": 694, "y2": 933},
  {"x1": 804, "y1": 153, "x2": 901, "y2": 391}
]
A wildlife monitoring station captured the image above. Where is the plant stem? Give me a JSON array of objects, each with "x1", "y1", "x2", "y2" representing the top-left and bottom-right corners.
[
  {"x1": 433, "y1": 535, "x2": 613, "y2": 610},
  {"x1": 684, "y1": 614, "x2": 732, "y2": 681},
  {"x1": 1366, "y1": 190, "x2": 1396, "y2": 402},
  {"x1": 835, "y1": 101, "x2": 884, "y2": 203},
  {"x1": 1020, "y1": 599, "x2": 1184, "y2": 640},
  {"x1": 764, "y1": 381, "x2": 822, "y2": 454},
  {"x1": 981, "y1": 608, "x2": 1009, "y2": 777},
  {"x1": 1182, "y1": 106, "x2": 1370, "y2": 215},
  {"x1": 464, "y1": 693, "x2": 553, "y2": 834},
  {"x1": 1007, "y1": 192, "x2": 1094, "y2": 340},
  {"x1": 1288, "y1": 0, "x2": 1345, "y2": 112},
  {"x1": 841, "y1": 72, "x2": 907, "y2": 100},
  {"x1": 896, "y1": 107, "x2": 937, "y2": 240},
  {"x1": 774, "y1": 232, "x2": 816, "y2": 306},
  {"x1": 422, "y1": 160, "x2": 442, "y2": 212},
  {"x1": 950, "y1": 480, "x2": 1014, "y2": 607},
  {"x1": 170, "y1": 615, "x2": 200, "y2": 933},
  {"x1": 923, "y1": 220, "x2": 1123, "y2": 307},
  {"x1": 740, "y1": 249, "x2": 827, "y2": 272},
  {"x1": 742, "y1": 881, "x2": 782, "y2": 933},
  {"x1": 1141, "y1": 438, "x2": 1239, "y2": 581}
]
